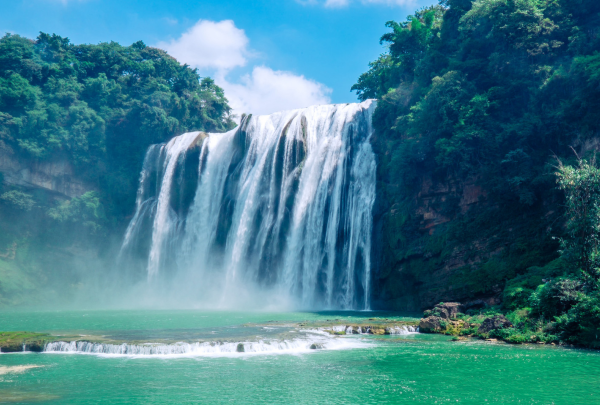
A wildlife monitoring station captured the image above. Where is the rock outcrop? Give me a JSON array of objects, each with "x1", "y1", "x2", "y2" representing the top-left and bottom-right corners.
[
  {"x1": 478, "y1": 315, "x2": 513, "y2": 334},
  {"x1": 418, "y1": 316, "x2": 443, "y2": 333},
  {"x1": 425, "y1": 302, "x2": 464, "y2": 319},
  {"x1": 0, "y1": 149, "x2": 94, "y2": 198}
]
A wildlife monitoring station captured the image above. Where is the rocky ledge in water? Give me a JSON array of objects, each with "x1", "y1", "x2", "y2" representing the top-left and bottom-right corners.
[
  {"x1": 0, "y1": 331, "x2": 122, "y2": 353},
  {"x1": 0, "y1": 332, "x2": 54, "y2": 352},
  {"x1": 255, "y1": 318, "x2": 421, "y2": 336},
  {"x1": 418, "y1": 302, "x2": 563, "y2": 345}
]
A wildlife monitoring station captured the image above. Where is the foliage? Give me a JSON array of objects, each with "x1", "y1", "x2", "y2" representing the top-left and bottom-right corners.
[
  {"x1": 0, "y1": 190, "x2": 35, "y2": 211},
  {"x1": 556, "y1": 157, "x2": 600, "y2": 289},
  {"x1": 529, "y1": 278, "x2": 585, "y2": 318},
  {"x1": 554, "y1": 292, "x2": 600, "y2": 348},
  {"x1": 47, "y1": 191, "x2": 106, "y2": 234}
]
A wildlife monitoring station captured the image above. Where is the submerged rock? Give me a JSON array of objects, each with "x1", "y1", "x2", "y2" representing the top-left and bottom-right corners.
[
  {"x1": 236, "y1": 343, "x2": 245, "y2": 353},
  {"x1": 309, "y1": 343, "x2": 323, "y2": 350},
  {"x1": 478, "y1": 315, "x2": 513, "y2": 334}
]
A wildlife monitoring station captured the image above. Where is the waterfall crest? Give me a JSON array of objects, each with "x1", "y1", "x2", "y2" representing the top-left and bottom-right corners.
[{"x1": 118, "y1": 100, "x2": 377, "y2": 309}]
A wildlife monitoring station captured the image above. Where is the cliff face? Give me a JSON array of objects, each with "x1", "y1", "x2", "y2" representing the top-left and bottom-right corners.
[
  {"x1": 372, "y1": 177, "x2": 493, "y2": 310},
  {"x1": 370, "y1": 135, "x2": 561, "y2": 312},
  {"x1": 0, "y1": 149, "x2": 100, "y2": 306},
  {"x1": 0, "y1": 149, "x2": 95, "y2": 199}
]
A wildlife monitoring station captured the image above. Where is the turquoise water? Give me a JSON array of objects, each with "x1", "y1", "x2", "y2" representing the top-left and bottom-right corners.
[{"x1": 1, "y1": 311, "x2": 599, "y2": 404}]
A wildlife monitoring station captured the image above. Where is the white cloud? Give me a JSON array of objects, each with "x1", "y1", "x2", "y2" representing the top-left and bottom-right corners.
[
  {"x1": 45, "y1": 0, "x2": 87, "y2": 4},
  {"x1": 324, "y1": 0, "x2": 349, "y2": 7},
  {"x1": 157, "y1": 20, "x2": 248, "y2": 70},
  {"x1": 217, "y1": 66, "x2": 331, "y2": 116},
  {"x1": 156, "y1": 20, "x2": 331, "y2": 117}
]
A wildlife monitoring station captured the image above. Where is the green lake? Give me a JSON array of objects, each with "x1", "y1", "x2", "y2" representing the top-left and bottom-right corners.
[{"x1": 0, "y1": 310, "x2": 599, "y2": 404}]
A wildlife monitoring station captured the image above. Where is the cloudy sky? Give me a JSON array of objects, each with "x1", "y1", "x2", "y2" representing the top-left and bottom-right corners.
[{"x1": 2, "y1": 0, "x2": 436, "y2": 116}]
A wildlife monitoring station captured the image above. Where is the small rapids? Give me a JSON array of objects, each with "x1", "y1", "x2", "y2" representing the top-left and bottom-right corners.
[
  {"x1": 327, "y1": 325, "x2": 419, "y2": 335},
  {"x1": 43, "y1": 334, "x2": 372, "y2": 358}
]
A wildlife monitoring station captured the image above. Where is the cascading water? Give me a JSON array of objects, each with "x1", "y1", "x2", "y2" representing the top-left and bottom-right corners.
[{"x1": 118, "y1": 100, "x2": 377, "y2": 309}]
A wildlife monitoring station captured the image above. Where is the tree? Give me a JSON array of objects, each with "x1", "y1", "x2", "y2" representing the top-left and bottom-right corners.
[{"x1": 556, "y1": 156, "x2": 600, "y2": 290}]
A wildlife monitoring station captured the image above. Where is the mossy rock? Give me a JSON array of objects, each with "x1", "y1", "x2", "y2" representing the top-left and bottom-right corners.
[{"x1": 0, "y1": 331, "x2": 50, "y2": 352}]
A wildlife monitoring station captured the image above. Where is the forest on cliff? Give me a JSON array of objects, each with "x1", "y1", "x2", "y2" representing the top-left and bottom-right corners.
[
  {"x1": 355, "y1": 0, "x2": 600, "y2": 347},
  {"x1": 0, "y1": 33, "x2": 234, "y2": 303}
]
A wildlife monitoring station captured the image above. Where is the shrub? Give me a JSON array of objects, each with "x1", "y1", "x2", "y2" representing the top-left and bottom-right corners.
[
  {"x1": 555, "y1": 293, "x2": 600, "y2": 348},
  {"x1": 0, "y1": 190, "x2": 35, "y2": 211},
  {"x1": 504, "y1": 285, "x2": 534, "y2": 310},
  {"x1": 530, "y1": 278, "x2": 585, "y2": 319}
]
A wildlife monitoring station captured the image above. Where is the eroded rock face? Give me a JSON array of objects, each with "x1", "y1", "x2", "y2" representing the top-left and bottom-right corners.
[
  {"x1": 478, "y1": 315, "x2": 513, "y2": 334},
  {"x1": 0, "y1": 150, "x2": 94, "y2": 198},
  {"x1": 370, "y1": 125, "x2": 561, "y2": 311},
  {"x1": 418, "y1": 316, "x2": 443, "y2": 333}
]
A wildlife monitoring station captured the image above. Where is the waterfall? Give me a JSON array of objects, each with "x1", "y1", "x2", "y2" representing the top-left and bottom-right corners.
[{"x1": 118, "y1": 100, "x2": 377, "y2": 309}]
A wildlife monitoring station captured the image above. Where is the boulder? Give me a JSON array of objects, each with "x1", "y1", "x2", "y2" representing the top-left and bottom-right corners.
[
  {"x1": 432, "y1": 302, "x2": 464, "y2": 319},
  {"x1": 435, "y1": 307, "x2": 450, "y2": 319},
  {"x1": 418, "y1": 316, "x2": 444, "y2": 333},
  {"x1": 477, "y1": 315, "x2": 513, "y2": 334}
]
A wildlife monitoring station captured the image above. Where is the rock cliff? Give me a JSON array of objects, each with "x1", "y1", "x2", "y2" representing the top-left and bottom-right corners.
[
  {"x1": 370, "y1": 133, "x2": 561, "y2": 311},
  {"x1": 0, "y1": 149, "x2": 95, "y2": 199}
]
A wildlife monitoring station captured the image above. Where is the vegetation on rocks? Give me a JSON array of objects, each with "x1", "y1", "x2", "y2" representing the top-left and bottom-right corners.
[
  {"x1": 415, "y1": 155, "x2": 600, "y2": 349},
  {"x1": 0, "y1": 33, "x2": 233, "y2": 220},
  {"x1": 0, "y1": 331, "x2": 51, "y2": 352}
]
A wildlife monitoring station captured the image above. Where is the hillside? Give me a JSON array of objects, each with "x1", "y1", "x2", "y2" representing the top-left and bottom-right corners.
[{"x1": 359, "y1": 0, "x2": 600, "y2": 347}]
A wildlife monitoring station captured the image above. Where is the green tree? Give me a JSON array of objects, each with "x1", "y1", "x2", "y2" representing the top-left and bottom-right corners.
[{"x1": 556, "y1": 157, "x2": 600, "y2": 290}]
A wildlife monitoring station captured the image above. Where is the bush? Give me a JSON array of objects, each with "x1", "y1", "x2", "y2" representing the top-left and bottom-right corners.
[
  {"x1": 530, "y1": 278, "x2": 585, "y2": 319},
  {"x1": 503, "y1": 259, "x2": 569, "y2": 310},
  {"x1": 555, "y1": 293, "x2": 600, "y2": 348},
  {"x1": 489, "y1": 327, "x2": 558, "y2": 344},
  {"x1": 47, "y1": 191, "x2": 106, "y2": 234},
  {"x1": 0, "y1": 190, "x2": 35, "y2": 211},
  {"x1": 504, "y1": 285, "x2": 534, "y2": 310}
]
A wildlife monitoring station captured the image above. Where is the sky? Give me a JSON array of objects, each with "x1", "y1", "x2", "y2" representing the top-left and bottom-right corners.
[{"x1": 1, "y1": 0, "x2": 437, "y2": 116}]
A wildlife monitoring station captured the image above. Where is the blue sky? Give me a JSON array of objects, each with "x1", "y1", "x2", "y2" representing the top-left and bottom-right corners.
[{"x1": 2, "y1": 0, "x2": 437, "y2": 115}]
